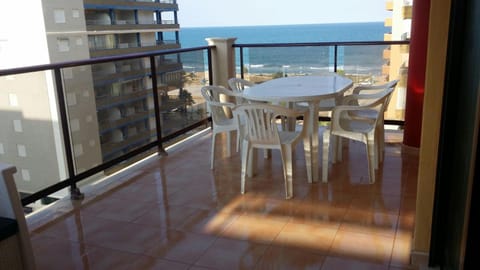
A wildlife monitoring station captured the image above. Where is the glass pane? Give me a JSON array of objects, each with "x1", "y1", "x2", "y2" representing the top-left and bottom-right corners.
[
  {"x1": 0, "y1": 71, "x2": 70, "y2": 209},
  {"x1": 244, "y1": 46, "x2": 332, "y2": 82},
  {"x1": 159, "y1": 50, "x2": 208, "y2": 140}
]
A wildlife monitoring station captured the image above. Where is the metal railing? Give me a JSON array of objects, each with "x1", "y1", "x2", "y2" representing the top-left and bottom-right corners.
[
  {"x1": 234, "y1": 40, "x2": 410, "y2": 125},
  {"x1": 235, "y1": 40, "x2": 409, "y2": 78},
  {"x1": 0, "y1": 40, "x2": 409, "y2": 208},
  {"x1": 0, "y1": 46, "x2": 212, "y2": 207}
]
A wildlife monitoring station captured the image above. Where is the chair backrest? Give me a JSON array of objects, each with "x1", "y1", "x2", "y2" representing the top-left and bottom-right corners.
[
  {"x1": 234, "y1": 104, "x2": 295, "y2": 146},
  {"x1": 228, "y1": 78, "x2": 254, "y2": 93},
  {"x1": 333, "y1": 88, "x2": 395, "y2": 132},
  {"x1": 343, "y1": 80, "x2": 398, "y2": 107},
  {"x1": 201, "y1": 85, "x2": 238, "y2": 126},
  {"x1": 228, "y1": 78, "x2": 255, "y2": 104},
  {"x1": 352, "y1": 80, "x2": 398, "y2": 95}
]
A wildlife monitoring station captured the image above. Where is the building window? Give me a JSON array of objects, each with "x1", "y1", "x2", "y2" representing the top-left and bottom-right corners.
[
  {"x1": 70, "y1": 118, "x2": 80, "y2": 132},
  {"x1": 74, "y1": 144, "x2": 83, "y2": 157},
  {"x1": 13, "y1": 120, "x2": 23, "y2": 132},
  {"x1": 72, "y1": 9, "x2": 80, "y2": 19},
  {"x1": 17, "y1": 144, "x2": 27, "y2": 157},
  {"x1": 21, "y1": 169, "x2": 31, "y2": 181},
  {"x1": 54, "y1": 9, "x2": 66, "y2": 23},
  {"x1": 57, "y1": 38, "x2": 70, "y2": 52},
  {"x1": 8, "y1": 93, "x2": 18, "y2": 106},
  {"x1": 0, "y1": 143, "x2": 4, "y2": 154},
  {"x1": 66, "y1": 93, "x2": 77, "y2": 106},
  {"x1": 76, "y1": 37, "x2": 83, "y2": 46},
  {"x1": 63, "y1": 68, "x2": 73, "y2": 79}
]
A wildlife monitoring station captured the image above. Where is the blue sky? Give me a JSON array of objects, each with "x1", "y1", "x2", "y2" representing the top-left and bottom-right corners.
[{"x1": 177, "y1": 0, "x2": 390, "y2": 27}]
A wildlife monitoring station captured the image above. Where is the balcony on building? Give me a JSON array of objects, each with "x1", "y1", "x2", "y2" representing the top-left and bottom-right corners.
[
  {"x1": 402, "y1": 5, "x2": 413, "y2": 20},
  {"x1": 83, "y1": 0, "x2": 178, "y2": 10},
  {"x1": 384, "y1": 17, "x2": 392, "y2": 27},
  {"x1": 88, "y1": 33, "x2": 180, "y2": 57},
  {"x1": 384, "y1": 33, "x2": 392, "y2": 41},
  {"x1": 385, "y1": 0, "x2": 394, "y2": 11}
]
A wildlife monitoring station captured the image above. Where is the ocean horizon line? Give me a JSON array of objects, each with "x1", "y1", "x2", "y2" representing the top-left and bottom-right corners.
[{"x1": 181, "y1": 21, "x2": 385, "y2": 29}]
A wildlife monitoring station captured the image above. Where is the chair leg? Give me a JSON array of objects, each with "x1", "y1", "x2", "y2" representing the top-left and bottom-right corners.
[
  {"x1": 378, "y1": 125, "x2": 385, "y2": 163},
  {"x1": 240, "y1": 140, "x2": 250, "y2": 194},
  {"x1": 236, "y1": 129, "x2": 240, "y2": 153},
  {"x1": 210, "y1": 133, "x2": 216, "y2": 170},
  {"x1": 226, "y1": 131, "x2": 232, "y2": 157},
  {"x1": 247, "y1": 148, "x2": 257, "y2": 178},
  {"x1": 366, "y1": 139, "x2": 376, "y2": 184},
  {"x1": 281, "y1": 145, "x2": 293, "y2": 199},
  {"x1": 303, "y1": 133, "x2": 312, "y2": 183},
  {"x1": 322, "y1": 130, "x2": 330, "y2": 183},
  {"x1": 335, "y1": 136, "x2": 343, "y2": 163}
]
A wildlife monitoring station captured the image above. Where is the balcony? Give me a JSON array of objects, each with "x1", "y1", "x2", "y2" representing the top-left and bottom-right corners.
[
  {"x1": 1, "y1": 40, "x2": 418, "y2": 269},
  {"x1": 86, "y1": 22, "x2": 180, "y2": 32},
  {"x1": 384, "y1": 33, "x2": 392, "y2": 41},
  {"x1": 89, "y1": 40, "x2": 181, "y2": 57},
  {"x1": 384, "y1": 17, "x2": 392, "y2": 27},
  {"x1": 402, "y1": 5, "x2": 413, "y2": 19},
  {"x1": 386, "y1": 0, "x2": 393, "y2": 11},
  {"x1": 84, "y1": 0, "x2": 178, "y2": 10}
]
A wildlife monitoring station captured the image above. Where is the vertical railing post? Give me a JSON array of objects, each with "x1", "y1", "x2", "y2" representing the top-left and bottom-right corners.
[
  {"x1": 53, "y1": 68, "x2": 84, "y2": 200},
  {"x1": 207, "y1": 47, "x2": 213, "y2": 85},
  {"x1": 150, "y1": 55, "x2": 168, "y2": 156},
  {"x1": 334, "y1": 45, "x2": 338, "y2": 73},
  {"x1": 239, "y1": 46, "x2": 245, "y2": 79}
]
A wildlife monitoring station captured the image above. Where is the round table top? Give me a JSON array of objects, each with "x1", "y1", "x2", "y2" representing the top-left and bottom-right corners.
[{"x1": 242, "y1": 74, "x2": 353, "y2": 103}]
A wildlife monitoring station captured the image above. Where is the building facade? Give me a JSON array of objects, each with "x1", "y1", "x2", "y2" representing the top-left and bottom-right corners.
[{"x1": 383, "y1": 0, "x2": 412, "y2": 120}]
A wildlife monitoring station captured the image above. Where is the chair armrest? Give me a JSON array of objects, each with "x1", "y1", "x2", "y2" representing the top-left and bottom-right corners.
[
  {"x1": 208, "y1": 101, "x2": 237, "y2": 109},
  {"x1": 342, "y1": 92, "x2": 387, "y2": 105}
]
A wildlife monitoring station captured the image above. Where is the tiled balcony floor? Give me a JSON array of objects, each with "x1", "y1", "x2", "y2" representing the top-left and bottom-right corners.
[{"x1": 27, "y1": 127, "x2": 419, "y2": 270}]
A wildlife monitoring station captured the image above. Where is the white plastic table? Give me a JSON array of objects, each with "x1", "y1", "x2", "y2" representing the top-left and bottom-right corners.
[{"x1": 242, "y1": 74, "x2": 353, "y2": 182}]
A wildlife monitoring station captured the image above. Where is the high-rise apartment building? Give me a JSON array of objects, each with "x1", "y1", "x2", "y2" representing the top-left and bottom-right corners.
[
  {"x1": 383, "y1": 0, "x2": 412, "y2": 120},
  {"x1": 0, "y1": 0, "x2": 181, "y2": 196}
]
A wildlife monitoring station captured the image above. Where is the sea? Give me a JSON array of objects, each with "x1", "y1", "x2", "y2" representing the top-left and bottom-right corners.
[{"x1": 179, "y1": 22, "x2": 389, "y2": 75}]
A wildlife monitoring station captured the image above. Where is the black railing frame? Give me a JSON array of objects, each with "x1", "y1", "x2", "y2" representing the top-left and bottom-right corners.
[
  {"x1": 0, "y1": 41, "x2": 410, "y2": 206},
  {"x1": 234, "y1": 40, "x2": 409, "y2": 78}
]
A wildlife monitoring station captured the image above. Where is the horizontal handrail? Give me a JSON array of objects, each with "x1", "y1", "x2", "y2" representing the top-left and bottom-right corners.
[
  {"x1": 0, "y1": 46, "x2": 211, "y2": 76},
  {"x1": 234, "y1": 40, "x2": 409, "y2": 48}
]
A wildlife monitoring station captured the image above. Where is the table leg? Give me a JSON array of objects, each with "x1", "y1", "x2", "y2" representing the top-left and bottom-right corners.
[{"x1": 303, "y1": 102, "x2": 319, "y2": 182}]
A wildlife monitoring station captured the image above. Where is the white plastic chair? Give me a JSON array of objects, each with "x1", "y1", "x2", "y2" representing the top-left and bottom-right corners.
[
  {"x1": 201, "y1": 85, "x2": 243, "y2": 170},
  {"x1": 233, "y1": 103, "x2": 308, "y2": 199},
  {"x1": 228, "y1": 78, "x2": 255, "y2": 105},
  {"x1": 340, "y1": 80, "x2": 398, "y2": 162},
  {"x1": 322, "y1": 88, "x2": 394, "y2": 183}
]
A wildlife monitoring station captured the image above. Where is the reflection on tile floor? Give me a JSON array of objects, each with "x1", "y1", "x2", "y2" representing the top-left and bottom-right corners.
[{"x1": 28, "y1": 128, "x2": 419, "y2": 270}]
